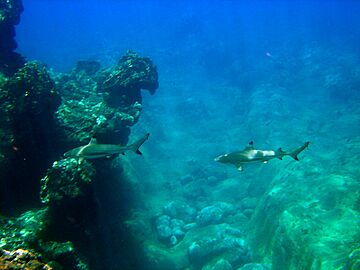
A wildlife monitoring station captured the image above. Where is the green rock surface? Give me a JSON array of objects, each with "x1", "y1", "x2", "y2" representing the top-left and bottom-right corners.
[{"x1": 40, "y1": 158, "x2": 95, "y2": 204}]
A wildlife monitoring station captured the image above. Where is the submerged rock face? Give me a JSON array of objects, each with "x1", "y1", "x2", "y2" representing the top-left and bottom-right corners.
[
  {"x1": 0, "y1": 62, "x2": 61, "y2": 214},
  {"x1": 0, "y1": 248, "x2": 52, "y2": 270},
  {"x1": 0, "y1": 0, "x2": 25, "y2": 74},
  {"x1": 100, "y1": 50, "x2": 158, "y2": 100},
  {"x1": 40, "y1": 159, "x2": 95, "y2": 205},
  {"x1": 56, "y1": 51, "x2": 158, "y2": 144},
  {"x1": 248, "y1": 169, "x2": 360, "y2": 270},
  {"x1": 0, "y1": 50, "x2": 158, "y2": 269}
]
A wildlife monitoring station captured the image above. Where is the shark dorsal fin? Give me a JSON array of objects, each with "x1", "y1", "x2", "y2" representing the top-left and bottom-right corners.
[
  {"x1": 89, "y1": 137, "x2": 98, "y2": 145},
  {"x1": 244, "y1": 141, "x2": 255, "y2": 150}
]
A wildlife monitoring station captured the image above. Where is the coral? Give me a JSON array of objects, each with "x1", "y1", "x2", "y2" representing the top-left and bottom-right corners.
[
  {"x1": 5, "y1": 61, "x2": 60, "y2": 116},
  {"x1": 343, "y1": 248, "x2": 360, "y2": 270},
  {"x1": 0, "y1": 0, "x2": 25, "y2": 74},
  {"x1": 187, "y1": 224, "x2": 250, "y2": 269},
  {"x1": 154, "y1": 215, "x2": 186, "y2": 246},
  {"x1": 0, "y1": 62, "x2": 61, "y2": 215},
  {"x1": 101, "y1": 50, "x2": 158, "y2": 97},
  {"x1": 196, "y1": 202, "x2": 235, "y2": 226},
  {"x1": 38, "y1": 241, "x2": 89, "y2": 270},
  {"x1": 163, "y1": 200, "x2": 197, "y2": 223},
  {"x1": 55, "y1": 56, "x2": 148, "y2": 144},
  {"x1": 40, "y1": 158, "x2": 95, "y2": 205},
  {"x1": 0, "y1": 209, "x2": 90, "y2": 269},
  {"x1": 0, "y1": 209, "x2": 48, "y2": 250},
  {"x1": 239, "y1": 263, "x2": 270, "y2": 270},
  {"x1": 202, "y1": 259, "x2": 233, "y2": 270},
  {"x1": 0, "y1": 248, "x2": 52, "y2": 270},
  {"x1": 248, "y1": 168, "x2": 360, "y2": 270}
]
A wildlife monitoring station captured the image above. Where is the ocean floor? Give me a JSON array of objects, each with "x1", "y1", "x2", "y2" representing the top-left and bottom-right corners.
[{"x1": 124, "y1": 45, "x2": 360, "y2": 270}]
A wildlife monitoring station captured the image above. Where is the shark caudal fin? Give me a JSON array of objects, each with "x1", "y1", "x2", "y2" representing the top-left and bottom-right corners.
[
  {"x1": 129, "y1": 133, "x2": 150, "y2": 155},
  {"x1": 288, "y1": 141, "x2": 310, "y2": 161}
]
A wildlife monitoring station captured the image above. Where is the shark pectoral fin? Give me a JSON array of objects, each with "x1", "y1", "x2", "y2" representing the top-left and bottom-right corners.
[
  {"x1": 78, "y1": 157, "x2": 84, "y2": 164},
  {"x1": 236, "y1": 164, "x2": 243, "y2": 171},
  {"x1": 263, "y1": 161, "x2": 268, "y2": 164}
]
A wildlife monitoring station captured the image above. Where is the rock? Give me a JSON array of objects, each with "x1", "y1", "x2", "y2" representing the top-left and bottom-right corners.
[
  {"x1": 207, "y1": 175, "x2": 219, "y2": 186},
  {"x1": 155, "y1": 215, "x2": 172, "y2": 243},
  {"x1": 243, "y1": 209, "x2": 254, "y2": 219},
  {"x1": 163, "y1": 200, "x2": 197, "y2": 223},
  {"x1": 169, "y1": 235, "x2": 178, "y2": 246},
  {"x1": 0, "y1": 248, "x2": 52, "y2": 270},
  {"x1": 55, "y1": 69, "x2": 138, "y2": 144},
  {"x1": 183, "y1": 222, "x2": 197, "y2": 232},
  {"x1": 0, "y1": 0, "x2": 25, "y2": 74},
  {"x1": 187, "y1": 224, "x2": 250, "y2": 269},
  {"x1": 0, "y1": 61, "x2": 61, "y2": 215},
  {"x1": 101, "y1": 50, "x2": 158, "y2": 96},
  {"x1": 38, "y1": 240, "x2": 89, "y2": 270},
  {"x1": 55, "y1": 52, "x2": 157, "y2": 144},
  {"x1": 180, "y1": 174, "x2": 194, "y2": 185},
  {"x1": 171, "y1": 218, "x2": 185, "y2": 229},
  {"x1": 40, "y1": 159, "x2": 95, "y2": 205},
  {"x1": 155, "y1": 215, "x2": 186, "y2": 246},
  {"x1": 342, "y1": 248, "x2": 360, "y2": 270},
  {"x1": 240, "y1": 197, "x2": 258, "y2": 210},
  {"x1": 197, "y1": 202, "x2": 235, "y2": 226},
  {"x1": 173, "y1": 228, "x2": 185, "y2": 241},
  {"x1": 0, "y1": 209, "x2": 48, "y2": 250},
  {"x1": 188, "y1": 236, "x2": 249, "y2": 269},
  {"x1": 203, "y1": 259, "x2": 233, "y2": 270},
  {"x1": 237, "y1": 263, "x2": 270, "y2": 270}
]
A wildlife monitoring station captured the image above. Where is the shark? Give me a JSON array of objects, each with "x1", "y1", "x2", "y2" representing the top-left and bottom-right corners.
[
  {"x1": 64, "y1": 133, "x2": 150, "y2": 162},
  {"x1": 215, "y1": 141, "x2": 309, "y2": 171}
]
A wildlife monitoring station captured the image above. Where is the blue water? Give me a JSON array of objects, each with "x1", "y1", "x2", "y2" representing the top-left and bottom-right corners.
[{"x1": 14, "y1": 1, "x2": 360, "y2": 269}]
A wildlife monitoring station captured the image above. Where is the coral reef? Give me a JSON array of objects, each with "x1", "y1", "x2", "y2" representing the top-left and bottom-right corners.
[
  {"x1": 0, "y1": 0, "x2": 25, "y2": 74},
  {"x1": 100, "y1": 50, "x2": 158, "y2": 98},
  {"x1": 0, "y1": 209, "x2": 88, "y2": 270},
  {"x1": 0, "y1": 61, "x2": 61, "y2": 214},
  {"x1": 40, "y1": 159, "x2": 95, "y2": 205},
  {"x1": 0, "y1": 44, "x2": 158, "y2": 269},
  {"x1": 55, "y1": 51, "x2": 157, "y2": 144},
  {"x1": 0, "y1": 248, "x2": 52, "y2": 270},
  {"x1": 0, "y1": 209, "x2": 48, "y2": 250}
]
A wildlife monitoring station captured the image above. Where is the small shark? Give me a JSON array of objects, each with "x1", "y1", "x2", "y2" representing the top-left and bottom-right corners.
[
  {"x1": 64, "y1": 133, "x2": 150, "y2": 162},
  {"x1": 215, "y1": 141, "x2": 309, "y2": 171}
]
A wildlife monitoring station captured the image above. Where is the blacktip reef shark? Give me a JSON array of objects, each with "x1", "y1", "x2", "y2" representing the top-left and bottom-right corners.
[
  {"x1": 64, "y1": 133, "x2": 150, "y2": 162},
  {"x1": 215, "y1": 141, "x2": 309, "y2": 171}
]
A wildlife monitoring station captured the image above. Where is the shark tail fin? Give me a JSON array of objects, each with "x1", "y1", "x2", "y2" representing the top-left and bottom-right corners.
[
  {"x1": 129, "y1": 133, "x2": 150, "y2": 155},
  {"x1": 289, "y1": 141, "x2": 310, "y2": 161}
]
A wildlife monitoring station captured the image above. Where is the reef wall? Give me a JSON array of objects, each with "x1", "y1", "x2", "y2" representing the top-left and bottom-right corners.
[
  {"x1": 0, "y1": 0, "x2": 24, "y2": 74},
  {"x1": 0, "y1": 2, "x2": 159, "y2": 268}
]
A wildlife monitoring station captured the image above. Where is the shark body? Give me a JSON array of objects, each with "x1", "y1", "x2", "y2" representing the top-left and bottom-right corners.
[
  {"x1": 215, "y1": 141, "x2": 309, "y2": 171},
  {"x1": 64, "y1": 133, "x2": 149, "y2": 162}
]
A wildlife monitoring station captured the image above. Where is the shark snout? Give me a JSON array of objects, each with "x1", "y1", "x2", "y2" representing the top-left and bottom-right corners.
[{"x1": 214, "y1": 154, "x2": 227, "y2": 162}]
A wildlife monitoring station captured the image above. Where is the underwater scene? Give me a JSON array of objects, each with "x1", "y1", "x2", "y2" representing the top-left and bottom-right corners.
[{"x1": 1, "y1": 0, "x2": 360, "y2": 269}]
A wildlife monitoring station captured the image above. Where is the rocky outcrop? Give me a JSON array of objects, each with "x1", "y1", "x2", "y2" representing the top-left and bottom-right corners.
[
  {"x1": 0, "y1": 62, "x2": 61, "y2": 214},
  {"x1": 0, "y1": 0, "x2": 25, "y2": 74}
]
